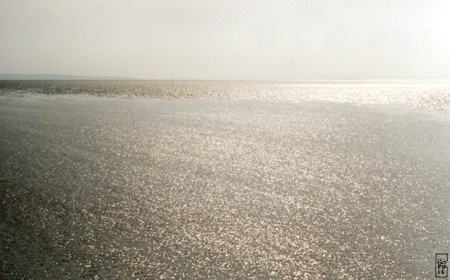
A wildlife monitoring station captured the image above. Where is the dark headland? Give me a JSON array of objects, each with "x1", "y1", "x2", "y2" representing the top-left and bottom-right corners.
[{"x1": 0, "y1": 74, "x2": 135, "y2": 80}]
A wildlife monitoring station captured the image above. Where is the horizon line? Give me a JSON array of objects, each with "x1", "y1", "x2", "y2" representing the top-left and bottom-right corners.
[{"x1": 1, "y1": 74, "x2": 450, "y2": 83}]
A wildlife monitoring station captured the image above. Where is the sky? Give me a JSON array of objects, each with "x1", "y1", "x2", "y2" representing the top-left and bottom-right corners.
[{"x1": 1, "y1": 0, "x2": 450, "y2": 80}]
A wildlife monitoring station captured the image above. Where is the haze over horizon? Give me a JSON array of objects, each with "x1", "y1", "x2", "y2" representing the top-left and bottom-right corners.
[{"x1": 1, "y1": 0, "x2": 450, "y2": 80}]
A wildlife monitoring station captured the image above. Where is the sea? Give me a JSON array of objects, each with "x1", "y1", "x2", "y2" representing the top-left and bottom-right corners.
[{"x1": 0, "y1": 80, "x2": 449, "y2": 279}]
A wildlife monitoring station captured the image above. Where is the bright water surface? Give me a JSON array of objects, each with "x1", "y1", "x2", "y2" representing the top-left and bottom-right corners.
[{"x1": 0, "y1": 81, "x2": 449, "y2": 278}]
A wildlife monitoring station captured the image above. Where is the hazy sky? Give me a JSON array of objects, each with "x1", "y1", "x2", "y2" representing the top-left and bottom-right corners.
[{"x1": 1, "y1": 0, "x2": 449, "y2": 80}]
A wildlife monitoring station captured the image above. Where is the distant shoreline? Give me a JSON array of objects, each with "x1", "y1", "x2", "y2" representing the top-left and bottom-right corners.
[
  {"x1": 0, "y1": 74, "x2": 136, "y2": 81},
  {"x1": 1, "y1": 75, "x2": 450, "y2": 84}
]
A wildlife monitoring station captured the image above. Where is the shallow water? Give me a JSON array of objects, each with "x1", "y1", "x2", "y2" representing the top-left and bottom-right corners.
[{"x1": 0, "y1": 82, "x2": 449, "y2": 278}]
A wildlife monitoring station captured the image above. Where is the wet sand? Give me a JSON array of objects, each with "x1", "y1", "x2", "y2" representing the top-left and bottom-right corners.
[{"x1": 0, "y1": 93, "x2": 449, "y2": 278}]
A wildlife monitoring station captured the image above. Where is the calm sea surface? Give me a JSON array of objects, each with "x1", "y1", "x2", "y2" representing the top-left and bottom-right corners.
[{"x1": 1, "y1": 81, "x2": 449, "y2": 278}]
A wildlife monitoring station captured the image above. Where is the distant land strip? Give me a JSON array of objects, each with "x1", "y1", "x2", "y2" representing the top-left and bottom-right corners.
[
  {"x1": 2, "y1": 74, "x2": 450, "y2": 84},
  {"x1": 0, "y1": 74, "x2": 136, "y2": 80}
]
